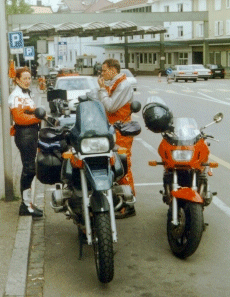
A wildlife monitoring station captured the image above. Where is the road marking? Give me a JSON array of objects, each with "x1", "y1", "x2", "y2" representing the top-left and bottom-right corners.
[
  {"x1": 134, "y1": 92, "x2": 141, "y2": 95},
  {"x1": 213, "y1": 196, "x2": 230, "y2": 218},
  {"x1": 217, "y1": 89, "x2": 230, "y2": 92},
  {"x1": 135, "y1": 182, "x2": 163, "y2": 186},
  {"x1": 199, "y1": 89, "x2": 212, "y2": 92},
  {"x1": 135, "y1": 138, "x2": 158, "y2": 156},
  {"x1": 182, "y1": 89, "x2": 194, "y2": 93},
  {"x1": 148, "y1": 90, "x2": 159, "y2": 94},
  {"x1": 210, "y1": 154, "x2": 230, "y2": 170},
  {"x1": 166, "y1": 90, "x2": 177, "y2": 94}
]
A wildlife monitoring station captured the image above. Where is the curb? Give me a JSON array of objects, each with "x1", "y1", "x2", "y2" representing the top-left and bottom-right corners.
[{"x1": 3, "y1": 180, "x2": 36, "y2": 297}]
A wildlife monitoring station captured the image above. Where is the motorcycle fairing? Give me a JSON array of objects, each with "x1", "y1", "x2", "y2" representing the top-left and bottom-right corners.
[
  {"x1": 90, "y1": 191, "x2": 110, "y2": 213},
  {"x1": 171, "y1": 187, "x2": 203, "y2": 203},
  {"x1": 83, "y1": 157, "x2": 113, "y2": 191},
  {"x1": 69, "y1": 101, "x2": 115, "y2": 153}
]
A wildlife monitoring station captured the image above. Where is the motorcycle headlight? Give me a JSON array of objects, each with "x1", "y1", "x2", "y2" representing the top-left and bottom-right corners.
[
  {"x1": 81, "y1": 137, "x2": 110, "y2": 154},
  {"x1": 171, "y1": 150, "x2": 193, "y2": 161}
]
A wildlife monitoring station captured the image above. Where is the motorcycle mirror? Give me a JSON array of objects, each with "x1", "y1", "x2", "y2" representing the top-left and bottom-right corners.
[
  {"x1": 131, "y1": 101, "x2": 141, "y2": 113},
  {"x1": 213, "y1": 112, "x2": 223, "y2": 123},
  {"x1": 34, "y1": 107, "x2": 46, "y2": 119}
]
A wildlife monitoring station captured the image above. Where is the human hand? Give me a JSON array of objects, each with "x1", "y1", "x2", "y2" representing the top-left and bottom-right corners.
[{"x1": 98, "y1": 76, "x2": 105, "y2": 89}]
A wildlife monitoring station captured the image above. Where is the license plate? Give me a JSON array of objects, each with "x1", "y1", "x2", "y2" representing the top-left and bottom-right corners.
[{"x1": 216, "y1": 71, "x2": 221, "y2": 73}]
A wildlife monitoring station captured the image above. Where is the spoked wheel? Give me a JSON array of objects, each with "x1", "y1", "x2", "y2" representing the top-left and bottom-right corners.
[
  {"x1": 167, "y1": 202, "x2": 204, "y2": 259},
  {"x1": 92, "y1": 212, "x2": 114, "y2": 283}
]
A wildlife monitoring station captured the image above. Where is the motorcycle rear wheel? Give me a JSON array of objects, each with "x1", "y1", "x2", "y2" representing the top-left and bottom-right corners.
[
  {"x1": 167, "y1": 202, "x2": 204, "y2": 259},
  {"x1": 93, "y1": 212, "x2": 114, "y2": 283}
]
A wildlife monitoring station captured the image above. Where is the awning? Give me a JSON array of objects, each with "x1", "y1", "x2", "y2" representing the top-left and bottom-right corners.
[{"x1": 14, "y1": 21, "x2": 166, "y2": 37}]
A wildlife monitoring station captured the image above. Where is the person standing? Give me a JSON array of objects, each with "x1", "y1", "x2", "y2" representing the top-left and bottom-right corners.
[
  {"x1": 98, "y1": 59, "x2": 136, "y2": 219},
  {"x1": 8, "y1": 66, "x2": 43, "y2": 217}
]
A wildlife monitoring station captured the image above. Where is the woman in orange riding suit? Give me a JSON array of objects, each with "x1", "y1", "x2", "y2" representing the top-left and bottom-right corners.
[
  {"x1": 98, "y1": 59, "x2": 135, "y2": 219},
  {"x1": 8, "y1": 67, "x2": 43, "y2": 217}
]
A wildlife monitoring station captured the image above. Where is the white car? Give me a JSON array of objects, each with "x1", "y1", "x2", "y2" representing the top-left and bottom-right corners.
[
  {"x1": 167, "y1": 65, "x2": 198, "y2": 82},
  {"x1": 189, "y1": 64, "x2": 211, "y2": 81},
  {"x1": 52, "y1": 75, "x2": 99, "y2": 112},
  {"x1": 120, "y1": 69, "x2": 137, "y2": 91}
]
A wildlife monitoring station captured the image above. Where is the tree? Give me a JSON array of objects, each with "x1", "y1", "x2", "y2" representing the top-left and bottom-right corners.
[{"x1": 6, "y1": 0, "x2": 33, "y2": 15}]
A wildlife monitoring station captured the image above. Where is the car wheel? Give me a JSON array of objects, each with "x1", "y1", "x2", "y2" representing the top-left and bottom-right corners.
[
  {"x1": 134, "y1": 88, "x2": 137, "y2": 91},
  {"x1": 193, "y1": 79, "x2": 197, "y2": 83},
  {"x1": 185, "y1": 79, "x2": 188, "y2": 82},
  {"x1": 204, "y1": 78, "x2": 208, "y2": 81}
]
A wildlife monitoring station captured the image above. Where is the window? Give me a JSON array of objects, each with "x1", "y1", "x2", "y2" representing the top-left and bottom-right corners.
[
  {"x1": 199, "y1": 0, "x2": 207, "y2": 11},
  {"x1": 140, "y1": 53, "x2": 143, "y2": 63},
  {"x1": 148, "y1": 53, "x2": 152, "y2": 63},
  {"x1": 228, "y1": 52, "x2": 230, "y2": 67},
  {"x1": 129, "y1": 36, "x2": 133, "y2": 40},
  {"x1": 227, "y1": 20, "x2": 230, "y2": 35},
  {"x1": 119, "y1": 37, "x2": 123, "y2": 41},
  {"x1": 151, "y1": 34, "x2": 155, "y2": 38},
  {"x1": 196, "y1": 23, "x2": 204, "y2": 37},
  {"x1": 164, "y1": 5, "x2": 169, "y2": 12},
  {"x1": 215, "y1": 21, "x2": 224, "y2": 36},
  {"x1": 144, "y1": 53, "x2": 148, "y2": 64},
  {"x1": 179, "y1": 52, "x2": 188, "y2": 65},
  {"x1": 153, "y1": 53, "x2": 157, "y2": 64},
  {"x1": 168, "y1": 53, "x2": 172, "y2": 64},
  {"x1": 120, "y1": 53, "x2": 123, "y2": 63},
  {"x1": 215, "y1": 0, "x2": 221, "y2": 10},
  {"x1": 131, "y1": 53, "x2": 134, "y2": 63},
  {"x1": 145, "y1": 6, "x2": 151, "y2": 12},
  {"x1": 140, "y1": 35, "x2": 144, "y2": 39},
  {"x1": 178, "y1": 3, "x2": 183, "y2": 12},
  {"x1": 178, "y1": 26, "x2": 184, "y2": 37},
  {"x1": 227, "y1": 0, "x2": 230, "y2": 8}
]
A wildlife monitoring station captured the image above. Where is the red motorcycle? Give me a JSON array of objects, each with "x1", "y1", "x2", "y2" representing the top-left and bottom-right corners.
[{"x1": 143, "y1": 97, "x2": 223, "y2": 258}]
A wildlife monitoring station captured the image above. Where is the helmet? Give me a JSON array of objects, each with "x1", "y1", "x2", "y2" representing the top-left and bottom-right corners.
[{"x1": 142, "y1": 97, "x2": 173, "y2": 133}]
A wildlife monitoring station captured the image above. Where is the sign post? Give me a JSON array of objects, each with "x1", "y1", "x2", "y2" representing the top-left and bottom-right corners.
[{"x1": 0, "y1": 1, "x2": 14, "y2": 201}]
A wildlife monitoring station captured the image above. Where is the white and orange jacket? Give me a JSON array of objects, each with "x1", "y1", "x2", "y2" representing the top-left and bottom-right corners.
[{"x1": 8, "y1": 85, "x2": 41, "y2": 127}]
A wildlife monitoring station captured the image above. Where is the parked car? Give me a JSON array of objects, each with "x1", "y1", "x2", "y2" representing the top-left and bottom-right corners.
[
  {"x1": 189, "y1": 64, "x2": 211, "y2": 80},
  {"x1": 167, "y1": 65, "x2": 198, "y2": 82},
  {"x1": 120, "y1": 69, "x2": 137, "y2": 91},
  {"x1": 49, "y1": 75, "x2": 99, "y2": 113},
  {"x1": 205, "y1": 64, "x2": 225, "y2": 79}
]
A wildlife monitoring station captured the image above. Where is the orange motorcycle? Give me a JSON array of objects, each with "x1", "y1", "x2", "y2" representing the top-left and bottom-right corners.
[{"x1": 143, "y1": 97, "x2": 223, "y2": 258}]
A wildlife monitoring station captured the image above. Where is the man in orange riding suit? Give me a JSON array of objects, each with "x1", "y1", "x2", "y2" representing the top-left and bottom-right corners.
[{"x1": 98, "y1": 59, "x2": 136, "y2": 219}]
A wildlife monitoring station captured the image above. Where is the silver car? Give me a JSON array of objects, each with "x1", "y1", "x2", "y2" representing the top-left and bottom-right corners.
[
  {"x1": 168, "y1": 65, "x2": 198, "y2": 82},
  {"x1": 189, "y1": 64, "x2": 211, "y2": 80}
]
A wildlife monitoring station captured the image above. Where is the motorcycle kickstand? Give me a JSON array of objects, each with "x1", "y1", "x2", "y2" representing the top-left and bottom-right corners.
[{"x1": 78, "y1": 227, "x2": 87, "y2": 260}]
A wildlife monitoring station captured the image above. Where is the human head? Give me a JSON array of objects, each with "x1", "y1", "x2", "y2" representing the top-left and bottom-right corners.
[
  {"x1": 101, "y1": 59, "x2": 120, "y2": 80},
  {"x1": 14, "y1": 66, "x2": 31, "y2": 89}
]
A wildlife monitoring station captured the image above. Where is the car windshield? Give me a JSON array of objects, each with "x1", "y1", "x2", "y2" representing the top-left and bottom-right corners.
[
  {"x1": 120, "y1": 69, "x2": 133, "y2": 77},
  {"x1": 192, "y1": 65, "x2": 205, "y2": 69},
  {"x1": 165, "y1": 117, "x2": 200, "y2": 145},
  {"x1": 56, "y1": 78, "x2": 97, "y2": 90},
  {"x1": 178, "y1": 66, "x2": 192, "y2": 71}
]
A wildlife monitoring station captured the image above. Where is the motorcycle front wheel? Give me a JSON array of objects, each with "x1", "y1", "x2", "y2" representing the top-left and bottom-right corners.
[
  {"x1": 167, "y1": 202, "x2": 204, "y2": 259},
  {"x1": 93, "y1": 212, "x2": 114, "y2": 283}
]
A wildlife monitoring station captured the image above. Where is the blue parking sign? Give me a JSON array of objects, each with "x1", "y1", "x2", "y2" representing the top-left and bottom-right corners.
[
  {"x1": 8, "y1": 31, "x2": 24, "y2": 54},
  {"x1": 24, "y1": 46, "x2": 35, "y2": 60}
]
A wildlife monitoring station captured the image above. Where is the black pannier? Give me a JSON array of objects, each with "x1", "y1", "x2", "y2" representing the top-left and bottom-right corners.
[{"x1": 36, "y1": 140, "x2": 63, "y2": 185}]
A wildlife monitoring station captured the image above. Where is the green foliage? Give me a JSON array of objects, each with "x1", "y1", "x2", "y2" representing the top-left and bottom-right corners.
[{"x1": 6, "y1": 0, "x2": 33, "y2": 15}]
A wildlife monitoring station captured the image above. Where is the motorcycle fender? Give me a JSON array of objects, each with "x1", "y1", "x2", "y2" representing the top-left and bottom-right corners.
[
  {"x1": 90, "y1": 191, "x2": 110, "y2": 212},
  {"x1": 84, "y1": 159, "x2": 113, "y2": 191},
  {"x1": 171, "y1": 187, "x2": 203, "y2": 203}
]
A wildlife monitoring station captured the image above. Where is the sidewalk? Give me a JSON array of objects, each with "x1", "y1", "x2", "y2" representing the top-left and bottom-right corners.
[{"x1": 0, "y1": 82, "x2": 44, "y2": 297}]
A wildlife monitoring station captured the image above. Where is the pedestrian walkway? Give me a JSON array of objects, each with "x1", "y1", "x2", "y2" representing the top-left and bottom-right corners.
[{"x1": 0, "y1": 80, "x2": 45, "y2": 297}]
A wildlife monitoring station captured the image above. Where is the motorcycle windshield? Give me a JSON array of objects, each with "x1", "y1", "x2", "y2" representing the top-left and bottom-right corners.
[{"x1": 165, "y1": 117, "x2": 201, "y2": 145}]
